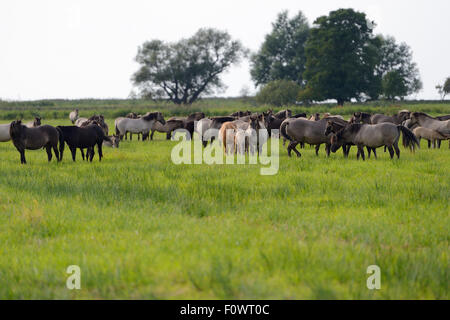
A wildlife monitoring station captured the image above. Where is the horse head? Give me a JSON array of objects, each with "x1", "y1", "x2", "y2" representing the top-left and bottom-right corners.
[
  {"x1": 10, "y1": 120, "x2": 24, "y2": 138},
  {"x1": 34, "y1": 117, "x2": 41, "y2": 126}
]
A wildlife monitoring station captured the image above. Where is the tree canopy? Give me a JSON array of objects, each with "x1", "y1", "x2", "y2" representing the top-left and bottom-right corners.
[
  {"x1": 250, "y1": 11, "x2": 309, "y2": 86},
  {"x1": 303, "y1": 9, "x2": 380, "y2": 105},
  {"x1": 375, "y1": 35, "x2": 422, "y2": 100},
  {"x1": 132, "y1": 28, "x2": 247, "y2": 104}
]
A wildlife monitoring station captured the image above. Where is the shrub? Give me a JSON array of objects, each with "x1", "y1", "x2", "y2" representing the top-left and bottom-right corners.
[{"x1": 256, "y1": 80, "x2": 301, "y2": 106}]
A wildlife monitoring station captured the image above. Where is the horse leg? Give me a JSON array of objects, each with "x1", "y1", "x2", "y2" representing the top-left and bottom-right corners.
[
  {"x1": 19, "y1": 149, "x2": 26, "y2": 164},
  {"x1": 384, "y1": 146, "x2": 387, "y2": 153},
  {"x1": 427, "y1": 140, "x2": 431, "y2": 149},
  {"x1": 166, "y1": 132, "x2": 172, "y2": 140},
  {"x1": 358, "y1": 145, "x2": 365, "y2": 161},
  {"x1": 150, "y1": 130, "x2": 155, "y2": 140},
  {"x1": 394, "y1": 142, "x2": 400, "y2": 159},
  {"x1": 388, "y1": 146, "x2": 395, "y2": 159},
  {"x1": 372, "y1": 148, "x2": 377, "y2": 159},
  {"x1": 367, "y1": 147, "x2": 371, "y2": 159},
  {"x1": 46, "y1": 145, "x2": 52, "y2": 162},
  {"x1": 437, "y1": 140, "x2": 441, "y2": 149},
  {"x1": 70, "y1": 147, "x2": 77, "y2": 161},
  {"x1": 315, "y1": 144, "x2": 320, "y2": 156},
  {"x1": 288, "y1": 141, "x2": 301, "y2": 158},
  {"x1": 98, "y1": 143, "x2": 103, "y2": 162},
  {"x1": 89, "y1": 148, "x2": 94, "y2": 162},
  {"x1": 81, "y1": 148, "x2": 85, "y2": 161},
  {"x1": 343, "y1": 144, "x2": 348, "y2": 158},
  {"x1": 326, "y1": 144, "x2": 331, "y2": 157}
]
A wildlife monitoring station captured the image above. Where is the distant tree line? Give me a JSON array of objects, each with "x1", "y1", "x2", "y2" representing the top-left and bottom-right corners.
[{"x1": 132, "y1": 8, "x2": 424, "y2": 106}]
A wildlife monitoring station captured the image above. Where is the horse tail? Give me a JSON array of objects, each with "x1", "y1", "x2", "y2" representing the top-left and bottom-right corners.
[
  {"x1": 56, "y1": 126, "x2": 65, "y2": 160},
  {"x1": 280, "y1": 120, "x2": 292, "y2": 142},
  {"x1": 397, "y1": 125, "x2": 420, "y2": 151}
]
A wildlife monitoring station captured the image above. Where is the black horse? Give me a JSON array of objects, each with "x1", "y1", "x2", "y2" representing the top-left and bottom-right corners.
[
  {"x1": 57, "y1": 125, "x2": 111, "y2": 162},
  {"x1": 9, "y1": 120, "x2": 63, "y2": 164}
]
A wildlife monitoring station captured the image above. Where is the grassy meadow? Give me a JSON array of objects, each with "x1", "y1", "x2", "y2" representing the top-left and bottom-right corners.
[{"x1": 0, "y1": 101, "x2": 449, "y2": 299}]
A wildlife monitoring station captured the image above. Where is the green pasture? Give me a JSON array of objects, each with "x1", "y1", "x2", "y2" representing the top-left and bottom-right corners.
[{"x1": 0, "y1": 112, "x2": 448, "y2": 299}]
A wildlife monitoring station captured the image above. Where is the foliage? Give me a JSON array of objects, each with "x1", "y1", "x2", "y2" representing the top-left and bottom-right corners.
[
  {"x1": 250, "y1": 11, "x2": 310, "y2": 86},
  {"x1": 375, "y1": 35, "x2": 422, "y2": 99},
  {"x1": 303, "y1": 9, "x2": 380, "y2": 105},
  {"x1": 382, "y1": 71, "x2": 408, "y2": 100},
  {"x1": 256, "y1": 80, "x2": 301, "y2": 106},
  {"x1": 436, "y1": 77, "x2": 450, "y2": 100},
  {"x1": 132, "y1": 28, "x2": 247, "y2": 105}
]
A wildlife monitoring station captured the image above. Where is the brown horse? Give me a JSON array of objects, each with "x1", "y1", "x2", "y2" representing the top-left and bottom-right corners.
[
  {"x1": 219, "y1": 122, "x2": 237, "y2": 155},
  {"x1": 10, "y1": 120, "x2": 62, "y2": 164}
]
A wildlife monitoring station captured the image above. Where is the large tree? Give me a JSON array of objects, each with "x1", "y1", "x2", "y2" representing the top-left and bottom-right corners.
[
  {"x1": 303, "y1": 9, "x2": 380, "y2": 105},
  {"x1": 374, "y1": 35, "x2": 422, "y2": 100},
  {"x1": 250, "y1": 10, "x2": 309, "y2": 86},
  {"x1": 132, "y1": 28, "x2": 247, "y2": 104}
]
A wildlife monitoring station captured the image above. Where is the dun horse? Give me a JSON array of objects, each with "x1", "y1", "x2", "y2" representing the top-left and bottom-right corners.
[
  {"x1": 329, "y1": 123, "x2": 419, "y2": 160},
  {"x1": 25, "y1": 117, "x2": 41, "y2": 128},
  {"x1": 69, "y1": 109, "x2": 79, "y2": 124}
]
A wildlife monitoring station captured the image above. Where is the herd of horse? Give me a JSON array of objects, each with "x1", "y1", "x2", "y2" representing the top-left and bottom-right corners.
[{"x1": 0, "y1": 107, "x2": 449, "y2": 164}]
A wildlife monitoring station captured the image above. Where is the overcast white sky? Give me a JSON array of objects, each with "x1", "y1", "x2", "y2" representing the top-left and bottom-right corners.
[{"x1": 0, "y1": 0, "x2": 449, "y2": 101}]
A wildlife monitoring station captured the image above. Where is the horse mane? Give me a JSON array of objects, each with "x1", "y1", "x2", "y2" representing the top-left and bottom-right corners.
[
  {"x1": 142, "y1": 112, "x2": 158, "y2": 121},
  {"x1": 337, "y1": 123, "x2": 362, "y2": 138},
  {"x1": 412, "y1": 112, "x2": 431, "y2": 118}
]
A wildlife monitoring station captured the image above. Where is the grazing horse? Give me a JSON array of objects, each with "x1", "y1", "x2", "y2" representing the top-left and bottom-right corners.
[
  {"x1": 25, "y1": 117, "x2": 41, "y2": 128},
  {"x1": 57, "y1": 125, "x2": 112, "y2": 162},
  {"x1": 219, "y1": 122, "x2": 237, "y2": 155},
  {"x1": 115, "y1": 112, "x2": 165, "y2": 141},
  {"x1": 280, "y1": 117, "x2": 339, "y2": 158},
  {"x1": 329, "y1": 123, "x2": 419, "y2": 160},
  {"x1": 0, "y1": 123, "x2": 11, "y2": 142},
  {"x1": 148, "y1": 112, "x2": 204, "y2": 141},
  {"x1": 103, "y1": 135, "x2": 120, "y2": 148},
  {"x1": 69, "y1": 109, "x2": 79, "y2": 124},
  {"x1": 9, "y1": 120, "x2": 62, "y2": 164},
  {"x1": 325, "y1": 120, "x2": 377, "y2": 158},
  {"x1": 85, "y1": 115, "x2": 108, "y2": 135},
  {"x1": 413, "y1": 127, "x2": 449, "y2": 149},
  {"x1": 148, "y1": 119, "x2": 185, "y2": 140}
]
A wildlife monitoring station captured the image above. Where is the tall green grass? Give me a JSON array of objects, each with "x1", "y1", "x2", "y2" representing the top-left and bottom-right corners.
[{"x1": 0, "y1": 118, "x2": 448, "y2": 299}]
